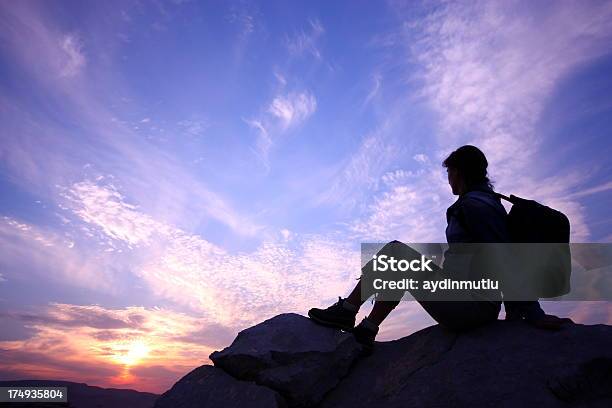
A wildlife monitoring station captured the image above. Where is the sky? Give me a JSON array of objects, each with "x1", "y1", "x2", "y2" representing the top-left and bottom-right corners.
[{"x1": 1, "y1": 0, "x2": 611, "y2": 394}]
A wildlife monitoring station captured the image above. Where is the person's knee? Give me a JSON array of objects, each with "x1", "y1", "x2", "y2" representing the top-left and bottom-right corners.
[
  {"x1": 385, "y1": 240, "x2": 407, "y2": 253},
  {"x1": 385, "y1": 240, "x2": 419, "y2": 260}
]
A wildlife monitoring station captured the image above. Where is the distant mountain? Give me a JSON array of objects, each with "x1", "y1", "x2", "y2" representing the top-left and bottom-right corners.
[{"x1": 0, "y1": 380, "x2": 158, "y2": 408}]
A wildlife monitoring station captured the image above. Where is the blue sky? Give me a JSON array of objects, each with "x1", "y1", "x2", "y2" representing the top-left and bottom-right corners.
[{"x1": 0, "y1": 0, "x2": 611, "y2": 392}]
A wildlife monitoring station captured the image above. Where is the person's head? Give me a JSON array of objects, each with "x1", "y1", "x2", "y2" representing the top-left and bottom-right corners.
[{"x1": 443, "y1": 145, "x2": 492, "y2": 195}]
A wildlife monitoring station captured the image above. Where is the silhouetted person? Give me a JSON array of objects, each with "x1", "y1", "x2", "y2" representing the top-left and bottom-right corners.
[{"x1": 309, "y1": 145, "x2": 571, "y2": 351}]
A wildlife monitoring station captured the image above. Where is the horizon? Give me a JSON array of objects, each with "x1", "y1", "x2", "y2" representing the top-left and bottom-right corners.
[{"x1": 1, "y1": 0, "x2": 611, "y2": 394}]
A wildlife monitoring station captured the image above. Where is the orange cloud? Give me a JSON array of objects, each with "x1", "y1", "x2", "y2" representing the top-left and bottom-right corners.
[{"x1": 0, "y1": 303, "x2": 224, "y2": 393}]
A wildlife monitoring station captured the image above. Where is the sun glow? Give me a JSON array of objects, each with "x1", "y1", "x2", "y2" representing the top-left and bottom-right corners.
[{"x1": 113, "y1": 340, "x2": 151, "y2": 366}]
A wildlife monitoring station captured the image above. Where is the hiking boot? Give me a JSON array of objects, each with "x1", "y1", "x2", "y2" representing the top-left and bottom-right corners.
[
  {"x1": 351, "y1": 319, "x2": 379, "y2": 355},
  {"x1": 308, "y1": 297, "x2": 357, "y2": 330}
]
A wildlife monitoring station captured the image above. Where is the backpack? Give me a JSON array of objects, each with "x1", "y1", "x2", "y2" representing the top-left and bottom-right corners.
[{"x1": 494, "y1": 192, "x2": 571, "y2": 298}]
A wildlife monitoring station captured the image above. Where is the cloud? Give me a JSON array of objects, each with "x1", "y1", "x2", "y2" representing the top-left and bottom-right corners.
[
  {"x1": 61, "y1": 181, "x2": 167, "y2": 248},
  {"x1": 5, "y1": 304, "x2": 141, "y2": 330},
  {"x1": 0, "y1": 216, "x2": 119, "y2": 292},
  {"x1": 0, "y1": 303, "x2": 214, "y2": 393},
  {"x1": 244, "y1": 118, "x2": 273, "y2": 167},
  {"x1": 381, "y1": 169, "x2": 419, "y2": 186},
  {"x1": 246, "y1": 89, "x2": 317, "y2": 168},
  {"x1": 178, "y1": 119, "x2": 208, "y2": 137},
  {"x1": 313, "y1": 121, "x2": 403, "y2": 212},
  {"x1": 342, "y1": 2, "x2": 612, "y2": 249},
  {"x1": 0, "y1": 3, "x2": 262, "y2": 242},
  {"x1": 342, "y1": 2, "x2": 612, "y2": 242},
  {"x1": 280, "y1": 228, "x2": 291, "y2": 240},
  {"x1": 134, "y1": 231, "x2": 359, "y2": 328},
  {"x1": 393, "y1": 0, "x2": 612, "y2": 241},
  {"x1": 0, "y1": 4, "x2": 87, "y2": 81},
  {"x1": 363, "y1": 73, "x2": 382, "y2": 106},
  {"x1": 349, "y1": 171, "x2": 447, "y2": 243},
  {"x1": 413, "y1": 153, "x2": 428, "y2": 164},
  {"x1": 567, "y1": 181, "x2": 612, "y2": 199},
  {"x1": 227, "y1": 2, "x2": 256, "y2": 36},
  {"x1": 286, "y1": 18, "x2": 325, "y2": 59},
  {"x1": 53, "y1": 177, "x2": 359, "y2": 327},
  {"x1": 268, "y1": 91, "x2": 317, "y2": 129},
  {"x1": 274, "y1": 71, "x2": 287, "y2": 86},
  {"x1": 59, "y1": 34, "x2": 86, "y2": 77}
]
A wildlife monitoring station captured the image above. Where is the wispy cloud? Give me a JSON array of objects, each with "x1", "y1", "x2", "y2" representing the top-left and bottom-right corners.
[
  {"x1": 244, "y1": 118, "x2": 273, "y2": 168},
  {"x1": 348, "y1": 167, "x2": 447, "y2": 243},
  {"x1": 268, "y1": 91, "x2": 317, "y2": 129},
  {"x1": 313, "y1": 119, "x2": 405, "y2": 212},
  {"x1": 58, "y1": 34, "x2": 86, "y2": 77},
  {"x1": 135, "y1": 230, "x2": 359, "y2": 328},
  {"x1": 57, "y1": 178, "x2": 358, "y2": 327},
  {"x1": 363, "y1": 73, "x2": 382, "y2": 107},
  {"x1": 227, "y1": 2, "x2": 256, "y2": 37},
  {"x1": 413, "y1": 153, "x2": 428, "y2": 164},
  {"x1": 0, "y1": 216, "x2": 119, "y2": 292},
  {"x1": 0, "y1": 4, "x2": 86, "y2": 82},
  {"x1": 178, "y1": 119, "x2": 207, "y2": 137},
  {"x1": 1, "y1": 2, "x2": 261, "y2": 242},
  {"x1": 394, "y1": 0, "x2": 612, "y2": 241},
  {"x1": 567, "y1": 181, "x2": 612, "y2": 199},
  {"x1": 246, "y1": 89, "x2": 317, "y2": 168},
  {"x1": 321, "y1": 2, "x2": 612, "y2": 241},
  {"x1": 61, "y1": 181, "x2": 167, "y2": 248},
  {"x1": 286, "y1": 18, "x2": 325, "y2": 60}
]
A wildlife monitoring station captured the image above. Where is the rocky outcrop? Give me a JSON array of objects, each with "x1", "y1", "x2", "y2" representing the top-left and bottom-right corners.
[
  {"x1": 209, "y1": 313, "x2": 361, "y2": 407},
  {"x1": 156, "y1": 313, "x2": 612, "y2": 408},
  {"x1": 154, "y1": 365, "x2": 285, "y2": 408},
  {"x1": 320, "y1": 321, "x2": 612, "y2": 408}
]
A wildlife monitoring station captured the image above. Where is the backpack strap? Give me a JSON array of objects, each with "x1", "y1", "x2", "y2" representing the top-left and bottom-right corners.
[{"x1": 494, "y1": 192, "x2": 518, "y2": 204}]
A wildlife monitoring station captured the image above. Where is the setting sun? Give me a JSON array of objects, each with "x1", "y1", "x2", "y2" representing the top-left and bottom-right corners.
[{"x1": 113, "y1": 340, "x2": 150, "y2": 367}]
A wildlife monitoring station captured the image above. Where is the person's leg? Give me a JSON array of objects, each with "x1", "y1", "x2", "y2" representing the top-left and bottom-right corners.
[
  {"x1": 367, "y1": 299, "x2": 400, "y2": 326},
  {"x1": 345, "y1": 280, "x2": 365, "y2": 309},
  {"x1": 357, "y1": 240, "x2": 500, "y2": 335},
  {"x1": 419, "y1": 300, "x2": 501, "y2": 331},
  {"x1": 348, "y1": 299, "x2": 400, "y2": 352},
  {"x1": 308, "y1": 240, "x2": 409, "y2": 330},
  {"x1": 310, "y1": 240, "x2": 500, "y2": 349},
  {"x1": 347, "y1": 241, "x2": 436, "y2": 350},
  {"x1": 310, "y1": 240, "x2": 441, "y2": 331}
]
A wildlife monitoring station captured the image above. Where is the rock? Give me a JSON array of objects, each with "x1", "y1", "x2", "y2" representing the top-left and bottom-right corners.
[
  {"x1": 319, "y1": 321, "x2": 612, "y2": 408},
  {"x1": 154, "y1": 365, "x2": 286, "y2": 408},
  {"x1": 159, "y1": 314, "x2": 612, "y2": 408},
  {"x1": 209, "y1": 313, "x2": 361, "y2": 407}
]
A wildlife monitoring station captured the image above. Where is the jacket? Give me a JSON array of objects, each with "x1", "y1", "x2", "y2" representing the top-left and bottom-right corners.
[
  {"x1": 445, "y1": 183, "x2": 510, "y2": 244},
  {"x1": 443, "y1": 182, "x2": 508, "y2": 303}
]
